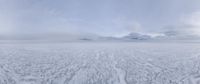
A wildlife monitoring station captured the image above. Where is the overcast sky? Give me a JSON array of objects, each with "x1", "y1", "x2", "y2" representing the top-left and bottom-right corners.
[{"x1": 1, "y1": 0, "x2": 200, "y2": 37}]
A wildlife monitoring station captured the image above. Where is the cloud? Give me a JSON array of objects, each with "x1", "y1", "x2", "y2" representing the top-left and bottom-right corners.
[
  {"x1": 112, "y1": 17, "x2": 142, "y2": 32},
  {"x1": 180, "y1": 12, "x2": 200, "y2": 35},
  {"x1": 163, "y1": 11, "x2": 200, "y2": 38},
  {"x1": 0, "y1": 11, "x2": 16, "y2": 35}
]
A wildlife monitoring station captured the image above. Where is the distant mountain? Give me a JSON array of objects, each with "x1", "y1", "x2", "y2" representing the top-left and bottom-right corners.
[
  {"x1": 155, "y1": 30, "x2": 200, "y2": 40},
  {"x1": 78, "y1": 32, "x2": 153, "y2": 42},
  {"x1": 1, "y1": 32, "x2": 199, "y2": 42},
  {"x1": 121, "y1": 32, "x2": 152, "y2": 40}
]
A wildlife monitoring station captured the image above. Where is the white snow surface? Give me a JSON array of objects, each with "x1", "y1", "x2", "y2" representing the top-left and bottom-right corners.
[{"x1": 0, "y1": 42, "x2": 200, "y2": 84}]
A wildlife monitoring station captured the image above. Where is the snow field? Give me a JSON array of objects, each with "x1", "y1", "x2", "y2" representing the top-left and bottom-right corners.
[{"x1": 0, "y1": 43, "x2": 200, "y2": 84}]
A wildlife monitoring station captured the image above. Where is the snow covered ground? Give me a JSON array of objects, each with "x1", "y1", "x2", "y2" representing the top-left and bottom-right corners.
[{"x1": 0, "y1": 42, "x2": 200, "y2": 84}]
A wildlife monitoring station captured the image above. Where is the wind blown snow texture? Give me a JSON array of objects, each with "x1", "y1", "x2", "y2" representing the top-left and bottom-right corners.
[{"x1": 0, "y1": 43, "x2": 200, "y2": 84}]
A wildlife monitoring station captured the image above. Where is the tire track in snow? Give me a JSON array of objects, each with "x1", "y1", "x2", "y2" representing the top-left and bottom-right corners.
[{"x1": 109, "y1": 53, "x2": 127, "y2": 84}]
